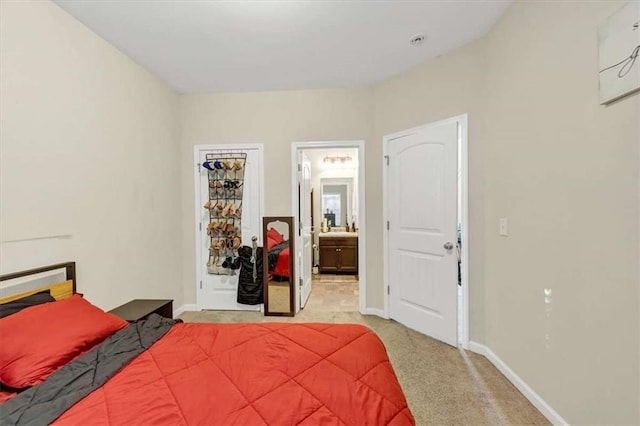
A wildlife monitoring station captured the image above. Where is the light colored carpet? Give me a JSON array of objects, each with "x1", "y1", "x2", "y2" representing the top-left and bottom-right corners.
[{"x1": 180, "y1": 279, "x2": 549, "y2": 425}]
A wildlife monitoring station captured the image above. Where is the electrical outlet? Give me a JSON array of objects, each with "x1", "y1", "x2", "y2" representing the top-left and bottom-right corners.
[{"x1": 499, "y1": 217, "x2": 509, "y2": 236}]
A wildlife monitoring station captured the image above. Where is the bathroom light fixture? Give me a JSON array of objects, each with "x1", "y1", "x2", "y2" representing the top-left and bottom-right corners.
[{"x1": 323, "y1": 155, "x2": 352, "y2": 164}]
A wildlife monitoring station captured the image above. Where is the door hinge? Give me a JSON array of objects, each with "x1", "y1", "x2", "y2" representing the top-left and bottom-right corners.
[
  {"x1": 197, "y1": 163, "x2": 201, "y2": 173},
  {"x1": 299, "y1": 278, "x2": 303, "y2": 288},
  {"x1": 384, "y1": 155, "x2": 389, "y2": 166},
  {"x1": 199, "y1": 222, "x2": 202, "y2": 231},
  {"x1": 200, "y1": 280, "x2": 202, "y2": 289},
  {"x1": 387, "y1": 286, "x2": 390, "y2": 295},
  {"x1": 297, "y1": 163, "x2": 302, "y2": 172},
  {"x1": 386, "y1": 221, "x2": 390, "y2": 230}
]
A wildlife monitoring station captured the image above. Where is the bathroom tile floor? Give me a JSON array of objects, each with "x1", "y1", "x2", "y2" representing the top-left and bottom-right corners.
[{"x1": 303, "y1": 274, "x2": 359, "y2": 312}]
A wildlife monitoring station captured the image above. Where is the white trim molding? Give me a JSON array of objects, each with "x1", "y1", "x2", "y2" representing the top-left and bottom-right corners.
[
  {"x1": 365, "y1": 308, "x2": 389, "y2": 319},
  {"x1": 173, "y1": 304, "x2": 197, "y2": 318},
  {"x1": 468, "y1": 341, "x2": 568, "y2": 425}
]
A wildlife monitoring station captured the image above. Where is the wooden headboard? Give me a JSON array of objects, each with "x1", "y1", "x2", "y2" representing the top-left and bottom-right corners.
[{"x1": 0, "y1": 262, "x2": 76, "y2": 304}]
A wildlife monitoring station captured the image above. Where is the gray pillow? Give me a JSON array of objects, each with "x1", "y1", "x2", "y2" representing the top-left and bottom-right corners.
[{"x1": 0, "y1": 290, "x2": 56, "y2": 319}]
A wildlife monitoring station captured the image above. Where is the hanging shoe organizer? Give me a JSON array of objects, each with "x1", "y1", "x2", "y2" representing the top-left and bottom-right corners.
[{"x1": 203, "y1": 152, "x2": 247, "y2": 275}]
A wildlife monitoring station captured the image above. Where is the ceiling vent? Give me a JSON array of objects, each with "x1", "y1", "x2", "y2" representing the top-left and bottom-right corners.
[{"x1": 410, "y1": 34, "x2": 426, "y2": 46}]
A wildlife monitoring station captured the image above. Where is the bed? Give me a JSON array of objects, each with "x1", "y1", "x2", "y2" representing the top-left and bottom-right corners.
[{"x1": 0, "y1": 262, "x2": 414, "y2": 425}]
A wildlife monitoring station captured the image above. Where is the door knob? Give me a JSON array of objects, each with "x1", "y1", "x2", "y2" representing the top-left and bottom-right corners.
[{"x1": 443, "y1": 242, "x2": 454, "y2": 250}]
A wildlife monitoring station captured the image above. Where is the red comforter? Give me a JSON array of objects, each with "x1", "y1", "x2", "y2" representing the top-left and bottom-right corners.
[{"x1": 55, "y1": 322, "x2": 414, "y2": 425}]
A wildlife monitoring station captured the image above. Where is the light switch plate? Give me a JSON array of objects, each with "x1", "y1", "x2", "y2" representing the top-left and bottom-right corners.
[{"x1": 499, "y1": 217, "x2": 509, "y2": 236}]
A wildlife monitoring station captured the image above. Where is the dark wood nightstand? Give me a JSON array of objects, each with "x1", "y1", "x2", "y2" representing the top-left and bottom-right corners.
[{"x1": 109, "y1": 299, "x2": 173, "y2": 322}]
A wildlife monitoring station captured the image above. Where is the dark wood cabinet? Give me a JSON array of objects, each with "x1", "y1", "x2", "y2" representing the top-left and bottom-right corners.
[
  {"x1": 319, "y1": 236, "x2": 358, "y2": 274},
  {"x1": 319, "y1": 245, "x2": 341, "y2": 272},
  {"x1": 109, "y1": 299, "x2": 173, "y2": 322},
  {"x1": 339, "y1": 245, "x2": 358, "y2": 271}
]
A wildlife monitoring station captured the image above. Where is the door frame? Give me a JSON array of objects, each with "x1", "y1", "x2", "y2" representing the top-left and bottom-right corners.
[
  {"x1": 193, "y1": 143, "x2": 265, "y2": 311},
  {"x1": 291, "y1": 140, "x2": 366, "y2": 314},
  {"x1": 382, "y1": 114, "x2": 469, "y2": 349}
]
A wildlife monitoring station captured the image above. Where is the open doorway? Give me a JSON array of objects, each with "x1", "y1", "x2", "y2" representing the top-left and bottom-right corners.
[{"x1": 291, "y1": 141, "x2": 366, "y2": 315}]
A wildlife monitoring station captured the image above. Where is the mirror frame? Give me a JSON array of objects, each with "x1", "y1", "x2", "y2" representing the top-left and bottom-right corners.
[{"x1": 263, "y1": 216, "x2": 295, "y2": 317}]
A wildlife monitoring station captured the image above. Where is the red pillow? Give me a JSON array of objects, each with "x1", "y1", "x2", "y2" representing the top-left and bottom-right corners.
[
  {"x1": 267, "y1": 227, "x2": 284, "y2": 246},
  {"x1": 0, "y1": 294, "x2": 128, "y2": 389}
]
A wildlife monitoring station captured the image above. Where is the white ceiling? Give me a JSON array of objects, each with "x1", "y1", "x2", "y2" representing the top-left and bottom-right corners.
[{"x1": 53, "y1": 0, "x2": 511, "y2": 94}]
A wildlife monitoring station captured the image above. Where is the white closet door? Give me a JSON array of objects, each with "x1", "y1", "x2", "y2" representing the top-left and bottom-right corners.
[
  {"x1": 195, "y1": 145, "x2": 264, "y2": 311},
  {"x1": 387, "y1": 121, "x2": 458, "y2": 346}
]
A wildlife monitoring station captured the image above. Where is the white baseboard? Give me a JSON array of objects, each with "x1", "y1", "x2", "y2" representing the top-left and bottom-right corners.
[
  {"x1": 468, "y1": 341, "x2": 567, "y2": 425},
  {"x1": 173, "y1": 304, "x2": 196, "y2": 318},
  {"x1": 364, "y1": 308, "x2": 389, "y2": 319}
]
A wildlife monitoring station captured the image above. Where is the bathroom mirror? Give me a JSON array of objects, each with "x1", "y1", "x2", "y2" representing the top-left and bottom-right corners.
[
  {"x1": 321, "y1": 178, "x2": 354, "y2": 227},
  {"x1": 262, "y1": 216, "x2": 295, "y2": 316}
]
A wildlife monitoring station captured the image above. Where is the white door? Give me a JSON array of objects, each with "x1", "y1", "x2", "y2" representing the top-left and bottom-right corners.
[
  {"x1": 299, "y1": 152, "x2": 313, "y2": 308},
  {"x1": 196, "y1": 145, "x2": 263, "y2": 311},
  {"x1": 387, "y1": 121, "x2": 458, "y2": 346}
]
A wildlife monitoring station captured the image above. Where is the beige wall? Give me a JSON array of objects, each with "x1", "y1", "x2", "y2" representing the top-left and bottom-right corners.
[
  {"x1": 374, "y1": 0, "x2": 639, "y2": 421},
  {"x1": 0, "y1": 1, "x2": 182, "y2": 310},
  {"x1": 179, "y1": 90, "x2": 372, "y2": 305},
  {"x1": 178, "y1": 3, "x2": 640, "y2": 420},
  {"x1": 178, "y1": 42, "x2": 489, "y2": 336},
  {"x1": 2, "y1": 0, "x2": 638, "y2": 423},
  {"x1": 481, "y1": 1, "x2": 639, "y2": 423}
]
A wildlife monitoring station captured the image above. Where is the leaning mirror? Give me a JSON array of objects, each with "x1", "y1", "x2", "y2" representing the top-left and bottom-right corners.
[{"x1": 263, "y1": 217, "x2": 295, "y2": 316}]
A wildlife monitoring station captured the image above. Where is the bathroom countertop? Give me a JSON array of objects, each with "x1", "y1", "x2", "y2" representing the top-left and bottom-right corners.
[{"x1": 318, "y1": 232, "x2": 358, "y2": 238}]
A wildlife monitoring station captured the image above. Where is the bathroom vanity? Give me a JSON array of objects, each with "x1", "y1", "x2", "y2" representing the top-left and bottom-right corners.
[{"x1": 318, "y1": 232, "x2": 358, "y2": 274}]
